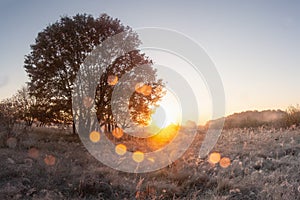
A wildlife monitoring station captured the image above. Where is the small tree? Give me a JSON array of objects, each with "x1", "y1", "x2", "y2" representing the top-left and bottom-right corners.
[
  {"x1": 12, "y1": 86, "x2": 37, "y2": 127},
  {"x1": 284, "y1": 105, "x2": 300, "y2": 127},
  {"x1": 0, "y1": 99, "x2": 18, "y2": 135}
]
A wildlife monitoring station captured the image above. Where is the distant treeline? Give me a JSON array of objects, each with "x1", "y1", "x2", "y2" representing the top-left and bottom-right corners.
[{"x1": 206, "y1": 106, "x2": 300, "y2": 129}]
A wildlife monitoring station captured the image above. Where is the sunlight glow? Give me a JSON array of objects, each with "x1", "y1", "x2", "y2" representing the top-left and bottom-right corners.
[
  {"x1": 147, "y1": 124, "x2": 179, "y2": 150},
  {"x1": 150, "y1": 89, "x2": 181, "y2": 129},
  {"x1": 145, "y1": 50, "x2": 212, "y2": 125}
]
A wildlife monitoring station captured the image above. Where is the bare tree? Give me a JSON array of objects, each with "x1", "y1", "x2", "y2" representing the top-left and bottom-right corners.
[{"x1": 12, "y1": 86, "x2": 37, "y2": 128}]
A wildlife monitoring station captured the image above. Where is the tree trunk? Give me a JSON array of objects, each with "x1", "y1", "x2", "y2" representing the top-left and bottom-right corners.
[{"x1": 73, "y1": 120, "x2": 76, "y2": 134}]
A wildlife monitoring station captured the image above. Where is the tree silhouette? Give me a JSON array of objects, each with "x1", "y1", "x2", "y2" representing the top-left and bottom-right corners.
[
  {"x1": 24, "y1": 13, "x2": 164, "y2": 134},
  {"x1": 72, "y1": 37, "x2": 165, "y2": 134},
  {"x1": 94, "y1": 51, "x2": 165, "y2": 132}
]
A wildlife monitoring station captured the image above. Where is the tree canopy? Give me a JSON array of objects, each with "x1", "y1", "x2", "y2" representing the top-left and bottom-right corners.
[{"x1": 24, "y1": 13, "x2": 164, "y2": 133}]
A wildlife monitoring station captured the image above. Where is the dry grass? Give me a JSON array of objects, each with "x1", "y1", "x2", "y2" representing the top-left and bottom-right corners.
[{"x1": 0, "y1": 126, "x2": 299, "y2": 199}]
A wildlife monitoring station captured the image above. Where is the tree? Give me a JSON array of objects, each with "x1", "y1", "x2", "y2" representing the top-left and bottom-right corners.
[{"x1": 24, "y1": 13, "x2": 164, "y2": 134}]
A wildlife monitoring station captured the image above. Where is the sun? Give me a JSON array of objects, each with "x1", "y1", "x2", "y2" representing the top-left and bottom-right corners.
[
  {"x1": 150, "y1": 89, "x2": 182, "y2": 129},
  {"x1": 126, "y1": 88, "x2": 182, "y2": 138}
]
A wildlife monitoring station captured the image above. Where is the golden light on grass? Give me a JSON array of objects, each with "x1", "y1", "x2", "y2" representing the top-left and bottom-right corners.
[
  {"x1": 107, "y1": 75, "x2": 118, "y2": 86},
  {"x1": 220, "y1": 157, "x2": 231, "y2": 168},
  {"x1": 115, "y1": 144, "x2": 127, "y2": 156},
  {"x1": 44, "y1": 155, "x2": 56, "y2": 166},
  {"x1": 132, "y1": 151, "x2": 144, "y2": 163},
  {"x1": 112, "y1": 127, "x2": 123, "y2": 139},
  {"x1": 208, "y1": 152, "x2": 221, "y2": 164},
  {"x1": 147, "y1": 124, "x2": 179, "y2": 150},
  {"x1": 28, "y1": 147, "x2": 39, "y2": 159},
  {"x1": 135, "y1": 83, "x2": 152, "y2": 96},
  {"x1": 89, "y1": 131, "x2": 101, "y2": 143}
]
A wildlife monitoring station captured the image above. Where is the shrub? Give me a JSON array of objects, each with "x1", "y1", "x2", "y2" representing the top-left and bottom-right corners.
[
  {"x1": 0, "y1": 99, "x2": 17, "y2": 136},
  {"x1": 283, "y1": 105, "x2": 300, "y2": 127}
]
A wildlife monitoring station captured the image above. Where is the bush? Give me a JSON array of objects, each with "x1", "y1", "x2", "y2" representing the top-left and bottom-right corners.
[
  {"x1": 0, "y1": 99, "x2": 17, "y2": 136},
  {"x1": 283, "y1": 105, "x2": 300, "y2": 127}
]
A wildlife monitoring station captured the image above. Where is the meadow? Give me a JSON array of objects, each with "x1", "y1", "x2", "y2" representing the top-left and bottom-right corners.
[{"x1": 0, "y1": 124, "x2": 299, "y2": 200}]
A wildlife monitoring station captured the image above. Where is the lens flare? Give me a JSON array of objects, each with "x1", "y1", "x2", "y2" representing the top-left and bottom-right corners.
[
  {"x1": 112, "y1": 127, "x2": 124, "y2": 139},
  {"x1": 208, "y1": 152, "x2": 221, "y2": 164},
  {"x1": 220, "y1": 157, "x2": 231, "y2": 168},
  {"x1": 107, "y1": 75, "x2": 118, "y2": 86},
  {"x1": 135, "y1": 83, "x2": 152, "y2": 96},
  {"x1": 44, "y1": 155, "x2": 56, "y2": 166},
  {"x1": 132, "y1": 151, "x2": 144, "y2": 163},
  {"x1": 72, "y1": 28, "x2": 225, "y2": 173},
  {"x1": 115, "y1": 144, "x2": 127, "y2": 156},
  {"x1": 89, "y1": 131, "x2": 101, "y2": 143},
  {"x1": 28, "y1": 147, "x2": 39, "y2": 159}
]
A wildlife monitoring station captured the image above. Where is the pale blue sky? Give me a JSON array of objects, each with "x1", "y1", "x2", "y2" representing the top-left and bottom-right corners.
[{"x1": 0, "y1": 0, "x2": 299, "y2": 118}]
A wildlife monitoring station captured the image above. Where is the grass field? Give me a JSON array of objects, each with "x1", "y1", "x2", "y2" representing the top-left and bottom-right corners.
[{"x1": 0, "y1": 126, "x2": 299, "y2": 199}]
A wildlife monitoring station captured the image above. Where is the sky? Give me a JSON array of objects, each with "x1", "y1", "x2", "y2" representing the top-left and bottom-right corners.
[{"x1": 0, "y1": 0, "x2": 300, "y2": 123}]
